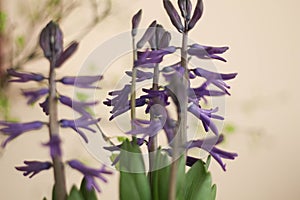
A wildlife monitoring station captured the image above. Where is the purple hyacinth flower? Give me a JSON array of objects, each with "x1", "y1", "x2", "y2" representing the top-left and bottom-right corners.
[
  {"x1": 131, "y1": 9, "x2": 142, "y2": 37},
  {"x1": 187, "y1": 135, "x2": 238, "y2": 171},
  {"x1": 188, "y1": 43, "x2": 229, "y2": 62},
  {"x1": 188, "y1": 103, "x2": 224, "y2": 135},
  {"x1": 188, "y1": 0, "x2": 204, "y2": 31},
  {"x1": 39, "y1": 97, "x2": 50, "y2": 115},
  {"x1": 189, "y1": 81, "x2": 226, "y2": 103},
  {"x1": 163, "y1": 0, "x2": 184, "y2": 33},
  {"x1": 191, "y1": 68, "x2": 237, "y2": 95},
  {"x1": 104, "y1": 84, "x2": 131, "y2": 113},
  {"x1": 39, "y1": 21, "x2": 63, "y2": 60},
  {"x1": 135, "y1": 46, "x2": 176, "y2": 68},
  {"x1": 59, "y1": 75, "x2": 102, "y2": 89},
  {"x1": 0, "y1": 121, "x2": 45, "y2": 147},
  {"x1": 7, "y1": 68, "x2": 45, "y2": 83},
  {"x1": 141, "y1": 88, "x2": 170, "y2": 113},
  {"x1": 59, "y1": 95, "x2": 99, "y2": 118},
  {"x1": 43, "y1": 135, "x2": 62, "y2": 159},
  {"x1": 126, "y1": 119, "x2": 164, "y2": 139},
  {"x1": 15, "y1": 161, "x2": 52, "y2": 178},
  {"x1": 137, "y1": 20, "x2": 157, "y2": 49},
  {"x1": 60, "y1": 117, "x2": 100, "y2": 143},
  {"x1": 126, "y1": 69, "x2": 153, "y2": 82},
  {"x1": 55, "y1": 42, "x2": 79, "y2": 68},
  {"x1": 67, "y1": 160, "x2": 112, "y2": 192},
  {"x1": 22, "y1": 88, "x2": 49, "y2": 105}
]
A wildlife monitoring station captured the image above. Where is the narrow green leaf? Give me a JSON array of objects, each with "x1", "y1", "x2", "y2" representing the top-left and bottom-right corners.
[
  {"x1": 176, "y1": 156, "x2": 186, "y2": 200},
  {"x1": 119, "y1": 139, "x2": 151, "y2": 200},
  {"x1": 205, "y1": 155, "x2": 212, "y2": 170},
  {"x1": 185, "y1": 160, "x2": 214, "y2": 200},
  {"x1": 52, "y1": 184, "x2": 56, "y2": 200},
  {"x1": 67, "y1": 186, "x2": 84, "y2": 200},
  {"x1": 211, "y1": 184, "x2": 217, "y2": 200},
  {"x1": 80, "y1": 178, "x2": 97, "y2": 200},
  {"x1": 150, "y1": 148, "x2": 170, "y2": 200}
]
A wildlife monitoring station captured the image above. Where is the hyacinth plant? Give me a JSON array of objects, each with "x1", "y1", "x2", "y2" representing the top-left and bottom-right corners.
[
  {"x1": 1, "y1": 0, "x2": 237, "y2": 200},
  {"x1": 103, "y1": 0, "x2": 237, "y2": 200},
  {"x1": 0, "y1": 21, "x2": 112, "y2": 200}
]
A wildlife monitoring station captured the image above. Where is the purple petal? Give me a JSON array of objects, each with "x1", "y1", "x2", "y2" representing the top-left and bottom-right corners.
[
  {"x1": 188, "y1": 0, "x2": 204, "y2": 31},
  {"x1": 137, "y1": 21, "x2": 157, "y2": 49},
  {"x1": 163, "y1": 0, "x2": 184, "y2": 33},
  {"x1": 55, "y1": 42, "x2": 79, "y2": 68}
]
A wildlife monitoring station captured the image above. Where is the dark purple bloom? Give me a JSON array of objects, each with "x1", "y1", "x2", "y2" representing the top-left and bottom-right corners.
[
  {"x1": 159, "y1": 31, "x2": 172, "y2": 49},
  {"x1": 67, "y1": 160, "x2": 112, "y2": 192},
  {"x1": 0, "y1": 121, "x2": 45, "y2": 147},
  {"x1": 188, "y1": 0, "x2": 204, "y2": 31},
  {"x1": 162, "y1": 63, "x2": 194, "y2": 82},
  {"x1": 178, "y1": 0, "x2": 192, "y2": 20},
  {"x1": 39, "y1": 97, "x2": 50, "y2": 115},
  {"x1": 137, "y1": 20, "x2": 157, "y2": 49},
  {"x1": 187, "y1": 135, "x2": 238, "y2": 171},
  {"x1": 39, "y1": 21, "x2": 63, "y2": 60},
  {"x1": 163, "y1": 0, "x2": 184, "y2": 33},
  {"x1": 126, "y1": 69, "x2": 153, "y2": 82},
  {"x1": 131, "y1": 9, "x2": 142, "y2": 37},
  {"x1": 188, "y1": 103, "x2": 223, "y2": 135},
  {"x1": 188, "y1": 44, "x2": 229, "y2": 62},
  {"x1": 15, "y1": 161, "x2": 52, "y2": 178},
  {"x1": 55, "y1": 42, "x2": 79, "y2": 68},
  {"x1": 60, "y1": 117, "x2": 100, "y2": 143},
  {"x1": 190, "y1": 68, "x2": 237, "y2": 95},
  {"x1": 7, "y1": 68, "x2": 45, "y2": 83},
  {"x1": 103, "y1": 85, "x2": 146, "y2": 120},
  {"x1": 22, "y1": 88, "x2": 49, "y2": 105},
  {"x1": 141, "y1": 88, "x2": 170, "y2": 113},
  {"x1": 59, "y1": 75, "x2": 102, "y2": 89},
  {"x1": 43, "y1": 135, "x2": 62, "y2": 159},
  {"x1": 192, "y1": 68, "x2": 237, "y2": 81},
  {"x1": 59, "y1": 95, "x2": 99, "y2": 118},
  {"x1": 126, "y1": 119, "x2": 164, "y2": 138},
  {"x1": 189, "y1": 81, "x2": 226, "y2": 103},
  {"x1": 135, "y1": 46, "x2": 176, "y2": 67}
]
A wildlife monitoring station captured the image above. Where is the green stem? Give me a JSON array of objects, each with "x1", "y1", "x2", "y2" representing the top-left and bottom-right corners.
[
  {"x1": 130, "y1": 37, "x2": 137, "y2": 129},
  {"x1": 49, "y1": 57, "x2": 67, "y2": 200},
  {"x1": 168, "y1": 24, "x2": 189, "y2": 200}
]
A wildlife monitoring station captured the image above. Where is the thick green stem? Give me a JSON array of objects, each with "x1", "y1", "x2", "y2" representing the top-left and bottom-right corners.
[
  {"x1": 49, "y1": 57, "x2": 67, "y2": 200},
  {"x1": 168, "y1": 25, "x2": 189, "y2": 200}
]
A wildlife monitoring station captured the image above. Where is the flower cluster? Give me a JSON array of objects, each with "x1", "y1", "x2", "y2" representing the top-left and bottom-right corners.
[
  {"x1": 0, "y1": 21, "x2": 111, "y2": 198},
  {"x1": 104, "y1": 0, "x2": 238, "y2": 172}
]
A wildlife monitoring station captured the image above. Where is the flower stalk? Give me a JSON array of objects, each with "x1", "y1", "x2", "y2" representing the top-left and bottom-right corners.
[
  {"x1": 168, "y1": 17, "x2": 189, "y2": 200},
  {"x1": 48, "y1": 52, "x2": 67, "y2": 200}
]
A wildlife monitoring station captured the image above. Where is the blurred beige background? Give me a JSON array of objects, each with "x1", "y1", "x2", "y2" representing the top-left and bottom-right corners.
[{"x1": 1, "y1": 0, "x2": 300, "y2": 199}]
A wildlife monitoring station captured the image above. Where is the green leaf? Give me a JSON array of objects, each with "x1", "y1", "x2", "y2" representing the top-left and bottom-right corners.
[
  {"x1": 211, "y1": 184, "x2": 217, "y2": 200},
  {"x1": 205, "y1": 155, "x2": 212, "y2": 170},
  {"x1": 150, "y1": 148, "x2": 170, "y2": 200},
  {"x1": 67, "y1": 186, "x2": 84, "y2": 200},
  {"x1": 117, "y1": 136, "x2": 128, "y2": 142},
  {"x1": 119, "y1": 139, "x2": 151, "y2": 200},
  {"x1": 80, "y1": 178, "x2": 97, "y2": 200},
  {"x1": 176, "y1": 156, "x2": 186, "y2": 200},
  {"x1": 52, "y1": 184, "x2": 56, "y2": 200},
  {"x1": 185, "y1": 160, "x2": 215, "y2": 200}
]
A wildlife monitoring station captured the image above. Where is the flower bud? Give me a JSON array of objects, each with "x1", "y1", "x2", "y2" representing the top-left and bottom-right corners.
[{"x1": 39, "y1": 21, "x2": 63, "y2": 61}]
